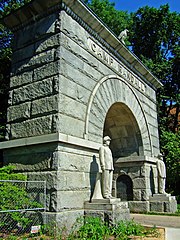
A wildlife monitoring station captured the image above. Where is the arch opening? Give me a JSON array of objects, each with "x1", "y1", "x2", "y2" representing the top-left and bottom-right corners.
[
  {"x1": 116, "y1": 175, "x2": 133, "y2": 201},
  {"x1": 103, "y1": 102, "x2": 143, "y2": 158}
]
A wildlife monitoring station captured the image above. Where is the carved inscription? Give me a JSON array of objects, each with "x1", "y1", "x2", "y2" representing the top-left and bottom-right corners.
[{"x1": 88, "y1": 38, "x2": 146, "y2": 93}]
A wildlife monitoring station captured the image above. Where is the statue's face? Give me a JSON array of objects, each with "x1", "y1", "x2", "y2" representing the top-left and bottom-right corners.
[{"x1": 105, "y1": 140, "x2": 110, "y2": 146}]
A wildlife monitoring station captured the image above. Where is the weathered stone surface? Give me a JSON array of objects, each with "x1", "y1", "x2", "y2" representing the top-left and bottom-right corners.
[
  {"x1": 53, "y1": 114, "x2": 85, "y2": 138},
  {"x1": 55, "y1": 75, "x2": 90, "y2": 105},
  {"x1": 60, "y1": 50, "x2": 100, "y2": 87},
  {"x1": 35, "y1": 34, "x2": 61, "y2": 53},
  {"x1": 49, "y1": 171, "x2": 91, "y2": 191},
  {"x1": 33, "y1": 61, "x2": 59, "y2": 81},
  {"x1": 150, "y1": 201, "x2": 164, "y2": 212},
  {"x1": 164, "y1": 200, "x2": 177, "y2": 213},
  {"x1": 15, "y1": 13, "x2": 57, "y2": 48},
  {"x1": 10, "y1": 115, "x2": 53, "y2": 139},
  {"x1": 56, "y1": 190, "x2": 90, "y2": 211},
  {"x1": 12, "y1": 44, "x2": 34, "y2": 64},
  {"x1": 133, "y1": 190, "x2": 141, "y2": 201},
  {"x1": 13, "y1": 77, "x2": 54, "y2": 104},
  {"x1": 149, "y1": 195, "x2": 177, "y2": 213},
  {"x1": 4, "y1": 152, "x2": 52, "y2": 171},
  {"x1": 61, "y1": 11, "x2": 87, "y2": 48},
  {"x1": 58, "y1": 94, "x2": 87, "y2": 121},
  {"x1": 133, "y1": 177, "x2": 146, "y2": 189},
  {"x1": 52, "y1": 150, "x2": 100, "y2": 172},
  {"x1": 27, "y1": 171, "x2": 58, "y2": 190},
  {"x1": 14, "y1": 49, "x2": 55, "y2": 73},
  {"x1": 31, "y1": 95, "x2": 59, "y2": 117},
  {"x1": 128, "y1": 201, "x2": 150, "y2": 213},
  {"x1": 10, "y1": 71, "x2": 33, "y2": 88},
  {"x1": 7, "y1": 102, "x2": 31, "y2": 122},
  {"x1": 84, "y1": 200, "x2": 130, "y2": 224},
  {"x1": 55, "y1": 210, "x2": 84, "y2": 230}
]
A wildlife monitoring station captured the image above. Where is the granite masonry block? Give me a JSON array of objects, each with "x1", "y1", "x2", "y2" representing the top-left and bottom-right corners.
[
  {"x1": 7, "y1": 102, "x2": 31, "y2": 122},
  {"x1": 10, "y1": 71, "x2": 33, "y2": 88},
  {"x1": 35, "y1": 33, "x2": 61, "y2": 53},
  {"x1": 52, "y1": 149, "x2": 99, "y2": 172},
  {"x1": 13, "y1": 77, "x2": 54, "y2": 104},
  {"x1": 33, "y1": 61, "x2": 59, "y2": 81},
  {"x1": 52, "y1": 114, "x2": 85, "y2": 138},
  {"x1": 58, "y1": 94, "x2": 87, "y2": 121},
  {"x1": 10, "y1": 115, "x2": 53, "y2": 139},
  {"x1": 12, "y1": 43, "x2": 34, "y2": 64},
  {"x1": 55, "y1": 190, "x2": 90, "y2": 211},
  {"x1": 14, "y1": 49, "x2": 55, "y2": 73},
  {"x1": 60, "y1": 60, "x2": 96, "y2": 91},
  {"x1": 128, "y1": 201, "x2": 150, "y2": 213},
  {"x1": 61, "y1": 11, "x2": 87, "y2": 47},
  {"x1": 15, "y1": 13, "x2": 57, "y2": 48},
  {"x1": 31, "y1": 94, "x2": 59, "y2": 117},
  {"x1": 57, "y1": 75, "x2": 90, "y2": 105}
]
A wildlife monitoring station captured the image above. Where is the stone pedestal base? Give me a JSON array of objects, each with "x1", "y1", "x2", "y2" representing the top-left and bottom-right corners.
[
  {"x1": 128, "y1": 201, "x2": 150, "y2": 213},
  {"x1": 84, "y1": 198, "x2": 130, "y2": 224},
  {"x1": 149, "y1": 194, "x2": 177, "y2": 213}
]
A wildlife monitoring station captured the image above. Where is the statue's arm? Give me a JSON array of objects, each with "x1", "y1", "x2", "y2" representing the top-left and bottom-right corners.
[{"x1": 99, "y1": 147, "x2": 105, "y2": 171}]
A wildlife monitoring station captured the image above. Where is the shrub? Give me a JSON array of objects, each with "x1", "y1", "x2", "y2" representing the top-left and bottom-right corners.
[{"x1": 0, "y1": 165, "x2": 42, "y2": 233}]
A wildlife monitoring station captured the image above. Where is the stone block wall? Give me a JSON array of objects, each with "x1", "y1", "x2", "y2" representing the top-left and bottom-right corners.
[
  {"x1": 7, "y1": 12, "x2": 60, "y2": 140},
  {"x1": 4, "y1": 140, "x2": 100, "y2": 212},
  {"x1": 114, "y1": 156, "x2": 158, "y2": 201},
  {"x1": 6, "y1": 6, "x2": 160, "y2": 157}
]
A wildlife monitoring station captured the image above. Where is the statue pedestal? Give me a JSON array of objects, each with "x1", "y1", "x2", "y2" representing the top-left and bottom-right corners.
[
  {"x1": 149, "y1": 194, "x2": 177, "y2": 213},
  {"x1": 84, "y1": 198, "x2": 130, "y2": 224}
]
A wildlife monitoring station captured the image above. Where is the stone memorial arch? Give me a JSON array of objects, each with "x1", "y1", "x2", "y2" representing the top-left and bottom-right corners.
[{"x1": 0, "y1": 0, "x2": 176, "y2": 228}]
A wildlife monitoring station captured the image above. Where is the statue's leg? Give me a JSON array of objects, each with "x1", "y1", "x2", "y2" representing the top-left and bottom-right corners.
[
  {"x1": 159, "y1": 177, "x2": 165, "y2": 194},
  {"x1": 109, "y1": 170, "x2": 113, "y2": 197},
  {"x1": 103, "y1": 170, "x2": 110, "y2": 198}
]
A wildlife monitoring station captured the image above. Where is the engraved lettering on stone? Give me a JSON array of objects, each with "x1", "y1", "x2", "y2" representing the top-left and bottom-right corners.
[{"x1": 88, "y1": 38, "x2": 146, "y2": 93}]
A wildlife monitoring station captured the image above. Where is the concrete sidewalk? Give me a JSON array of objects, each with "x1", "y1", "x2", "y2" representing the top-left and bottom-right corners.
[{"x1": 130, "y1": 214, "x2": 180, "y2": 240}]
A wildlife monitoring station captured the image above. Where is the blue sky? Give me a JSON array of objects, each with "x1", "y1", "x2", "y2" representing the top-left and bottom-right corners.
[{"x1": 110, "y1": 0, "x2": 180, "y2": 13}]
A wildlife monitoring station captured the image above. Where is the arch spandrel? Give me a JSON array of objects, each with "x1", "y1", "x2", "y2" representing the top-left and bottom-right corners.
[{"x1": 85, "y1": 75, "x2": 152, "y2": 156}]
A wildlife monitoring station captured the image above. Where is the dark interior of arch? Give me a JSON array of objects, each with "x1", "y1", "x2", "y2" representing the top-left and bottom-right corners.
[
  {"x1": 103, "y1": 102, "x2": 143, "y2": 158},
  {"x1": 116, "y1": 175, "x2": 133, "y2": 201}
]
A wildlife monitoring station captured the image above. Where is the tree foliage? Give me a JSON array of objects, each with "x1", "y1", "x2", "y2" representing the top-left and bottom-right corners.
[
  {"x1": 84, "y1": 0, "x2": 131, "y2": 35},
  {"x1": 129, "y1": 5, "x2": 180, "y2": 196},
  {"x1": 160, "y1": 131, "x2": 180, "y2": 197},
  {"x1": 130, "y1": 5, "x2": 180, "y2": 133},
  {"x1": 0, "y1": 165, "x2": 43, "y2": 232}
]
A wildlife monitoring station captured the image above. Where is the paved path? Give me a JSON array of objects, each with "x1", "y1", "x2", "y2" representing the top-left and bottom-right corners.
[
  {"x1": 130, "y1": 214, "x2": 180, "y2": 240},
  {"x1": 130, "y1": 214, "x2": 180, "y2": 228}
]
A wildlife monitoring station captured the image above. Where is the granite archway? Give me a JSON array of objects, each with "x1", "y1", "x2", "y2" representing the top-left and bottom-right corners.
[{"x1": 85, "y1": 75, "x2": 153, "y2": 157}]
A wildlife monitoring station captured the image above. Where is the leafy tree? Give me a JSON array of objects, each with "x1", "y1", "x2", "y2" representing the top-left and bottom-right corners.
[
  {"x1": 160, "y1": 131, "x2": 180, "y2": 198},
  {"x1": 84, "y1": 0, "x2": 131, "y2": 35},
  {"x1": 0, "y1": 0, "x2": 31, "y2": 17},
  {"x1": 129, "y1": 5, "x2": 180, "y2": 197},
  {"x1": 0, "y1": 166, "x2": 42, "y2": 232},
  {"x1": 130, "y1": 5, "x2": 180, "y2": 133}
]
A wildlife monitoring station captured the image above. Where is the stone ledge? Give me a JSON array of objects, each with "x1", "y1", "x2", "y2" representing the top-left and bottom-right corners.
[
  {"x1": 115, "y1": 156, "x2": 158, "y2": 164},
  {"x1": 0, "y1": 132, "x2": 100, "y2": 150},
  {"x1": 149, "y1": 194, "x2": 176, "y2": 201}
]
